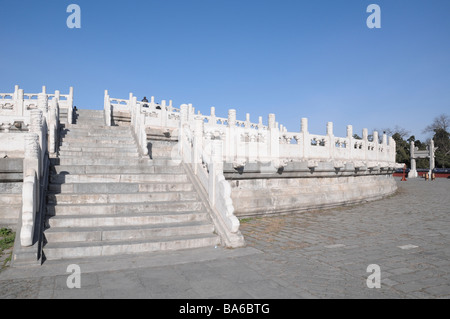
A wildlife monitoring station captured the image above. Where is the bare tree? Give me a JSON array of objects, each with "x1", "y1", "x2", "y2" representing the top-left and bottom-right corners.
[
  {"x1": 376, "y1": 126, "x2": 410, "y2": 139},
  {"x1": 423, "y1": 113, "x2": 450, "y2": 135}
]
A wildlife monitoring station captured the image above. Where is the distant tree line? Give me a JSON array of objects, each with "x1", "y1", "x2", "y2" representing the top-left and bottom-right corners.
[{"x1": 380, "y1": 114, "x2": 450, "y2": 168}]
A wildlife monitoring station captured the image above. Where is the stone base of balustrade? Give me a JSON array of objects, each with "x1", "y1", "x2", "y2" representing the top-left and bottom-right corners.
[{"x1": 225, "y1": 160, "x2": 398, "y2": 218}]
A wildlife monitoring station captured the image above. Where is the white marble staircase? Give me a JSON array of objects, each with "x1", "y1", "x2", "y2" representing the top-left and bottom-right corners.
[{"x1": 43, "y1": 109, "x2": 219, "y2": 261}]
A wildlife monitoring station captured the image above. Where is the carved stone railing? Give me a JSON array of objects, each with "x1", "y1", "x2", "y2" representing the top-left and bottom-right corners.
[
  {"x1": 0, "y1": 85, "x2": 73, "y2": 126},
  {"x1": 19, "y1": 109, "x2": 48, "y2": 248},
  {"x1": 0, "y1": 87, "x2": 62, "y2": 159},
  {"x1": 0, "y1": 85, "x2": 66, "y2": 264},
  {"x1": 104, "y1": 90, "x2": 400, "y2": 246},
  {"x1": 179, "y1": 113, "x2": 244, "y2": 248}
]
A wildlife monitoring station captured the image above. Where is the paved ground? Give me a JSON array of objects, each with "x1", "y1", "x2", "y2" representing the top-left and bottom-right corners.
[{"x1": 0, "y1": 177, "x2": 449, "y2": 299}]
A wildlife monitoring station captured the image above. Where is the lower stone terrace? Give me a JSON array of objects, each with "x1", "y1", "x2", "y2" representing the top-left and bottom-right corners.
[{"x1": 0, "y1": 177, "x2": 448, "y2": 299}]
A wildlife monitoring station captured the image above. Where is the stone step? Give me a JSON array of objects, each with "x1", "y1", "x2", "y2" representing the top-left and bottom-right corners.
[
  {"x1": 76, "y1": 109, "x2": 104, "y2": 115},
  {"x1": 61, "y1": 133, "x2": 134, "y2": 139},
  {"x1": 52, "y1": 164, "x2": 184, "y2": 175},
  {"x1": 48, "y1": 182, "x2": 194, "y2": 194},
  {"x1": 43, "y1": 233, "x2": 220, "y2": 260},
  {"x1": 47, "y1": 191, "x2": 198, "y2": 205},
  {"x1": 50, "y1": 173, "x2": 188, "y2": 184},
  {"x1": 72, "y1": 118, "x2": 105, "y2": 123},
  {"x1": 51, "y1": 158, "x2": 149, "y2": 166},
  {"x1": 59, "y1": 141, "x2": 138, "y2": 148},
  {"x1": 65, "y1": 125, "x2": 130, "y2": 131},
  {"x1": 0, "y1": 172, "x2": 23, "y2": 182},
  {"x1": 149, "y1": 140, "x2": 179, "y2": 146},
  {"x1": 58, "y1": 151, "x2": 139, "y2": 158},
  {"x1": 60, "y1": 138, "x2": 135, "y2": 145},
  {"x1": 59, "y1": 146, "x2": 138, "y2": 152},
  {"x1": 44, "y1": 221, "x2": 214, "y2": 243},
  {"x1": 47, "y1": 200, "x2": 203, "y2": 216},
  {"x1": 0, "y1": 182, "x2": 23, "y2": 194},
  {"x1": 75, "y1": 116, "x2": 104, "y2": 121},
  {"x1": 149, "y1": 157, "x2": 182, "y2": 166},
  {"x1": 0, "y1": 193, "x2": 22, "y2": 205},
  {"x1": 47, "y1": 211, "x2": 209, "y2": 228},
  {"x1": 150, "y1": 149, "x2": 177, "y2": 157},
  {"x1": 0, "y1": 204, "x2": 21, "y2": 228}
]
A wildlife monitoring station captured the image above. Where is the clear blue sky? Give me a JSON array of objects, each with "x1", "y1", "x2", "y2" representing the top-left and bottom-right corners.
[{"x1": 1, "y1": 0, "x2": 449, "y2": 141}]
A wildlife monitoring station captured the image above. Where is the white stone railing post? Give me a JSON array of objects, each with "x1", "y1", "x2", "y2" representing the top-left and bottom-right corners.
[
  {"x1": 346, "y1": 125, "x2": 353, "y2": 161},
  {"x1": 20, "y1": 133, "x2": 40, "y2": 247},
  {"x1": 373, "y1": 130, "x2": 379, "y2": 163},
  {"x1": 193, "y1": 117, "x2": 204, "y2": 174},
  {"x1": 300, "y1": 118, "x2": 309, "y2": 159},
  {"x1": 138, "y1": 97, "x2": 148, "y2": 156},
  {"x1": 178, "y1": 104, "x2": 188, "y2": 158},
  {"x1": 389, "y1": 136, "x2": 396, "y2": 164},
  {"x1": 20, "y1": 169, "x2": 37, "y2": 247},
  {"x1": 29, "y1": 109, "x2": 43, "y2": 178},
  {"x1": 226, "y1": 109, "x2": 237, "y2": 163},
  {"x1": 409, "y1": 141, "x2": 418, "y2": 178},
  {"x1": 17, "y1": 89, "x2": 24, "y2": 116},
  {"x1": 161, "y1": 100, "x2": 168, "y2": 127},
  {"x1": 327, "y1": 122, "x2": 334, "y2": 160},
  {"x1": 48, "y1": 99, "x2": 58, "y2": 155},
  {"x1": 209, "y1": 107, "x2": 217, "y2": 125},
  {"x1": 382, "y1": 132, "x2": 388, "y2": 163},
  {"x1": 68, "y1": 87, "x2": 74, "y2": 124},
  {"x1": 104, "y1": 90, "x2": 111, "y2": 126},
  {"x1": 362, "y1": 128, "x2": 369, "y2": 162}
]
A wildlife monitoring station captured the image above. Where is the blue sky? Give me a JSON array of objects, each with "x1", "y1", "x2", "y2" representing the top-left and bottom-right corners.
[{"x1": 1, "y1": 0, "x2": 449, "y2": 141}]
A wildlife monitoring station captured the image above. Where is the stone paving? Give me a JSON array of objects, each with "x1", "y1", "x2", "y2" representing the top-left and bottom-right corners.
[{"x1": 0, "y1": 177, "x2": 449, "y2": 299}]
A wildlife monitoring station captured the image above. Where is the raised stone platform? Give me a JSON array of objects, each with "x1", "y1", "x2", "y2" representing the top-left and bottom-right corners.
[
  {"x1": 229, "y1": 174, "x2": 397, "y2": 217},
  {"x1": 0, "y1": 159, "x2": 23, "y2": 228},
  {"x1": 43, "y1": 109, "x2": 220, "y2": 261}
]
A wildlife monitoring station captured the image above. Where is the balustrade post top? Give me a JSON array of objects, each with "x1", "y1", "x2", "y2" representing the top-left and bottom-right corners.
[
  {"x1": 327, "y1": 121, "x2": 333, "y2": 135},
  {"x1": 244, "y1": 113, "x2": 250, "y2": 124},
  {"x1": 42, "y1": 86, "x2": 46, "y2": 94},
  {"x1": 194, "y1": 116, "x2": 204, "y2": 128},
  {"x1": 346, "y1": 125, "x2": 353, "y2": 138},
  {"x1": 210, "y1": 106, "x2": 215, "y2": 116},
  {"x1": 362, "y1": 128, "x2": 368, "y2": 141},
  {"x1": 268, "y1": 113, "x2": 276, "y2": 129},
  {"x1": 228, "y1": 109, "x2": 237, "y2": 126},
  {"x1": 373, "y1": 130, "x2": 379, "y2": 141},
  {"x1": 104, "y1": 89, "x2": 108, "y2": 96},
  {"x1": 301, "y1": 117, "x2": 308, "y2": 133}
]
